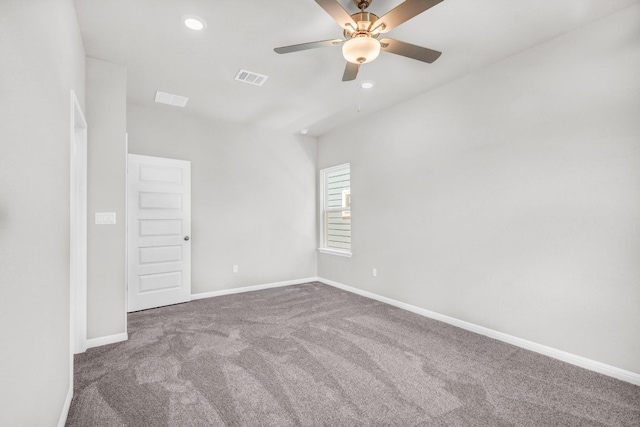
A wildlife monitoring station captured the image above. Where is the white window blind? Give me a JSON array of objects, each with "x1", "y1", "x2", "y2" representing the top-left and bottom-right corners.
[{"x1": 320, "y1": 164, "x2": 351, "y2": 255}]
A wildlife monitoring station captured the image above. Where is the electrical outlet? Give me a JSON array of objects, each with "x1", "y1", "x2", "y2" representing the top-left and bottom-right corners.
[
  {"x1": 372, "y1": 268, "x2": 377, "y2": 277},
  {"x1": 233, "y1": 265, "x2": 238, "y2": 273}
]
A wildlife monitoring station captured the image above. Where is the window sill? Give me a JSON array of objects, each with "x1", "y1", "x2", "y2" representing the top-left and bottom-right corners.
[{"x1": 317, "y1": 248, "x2": 352, "y2": 258}]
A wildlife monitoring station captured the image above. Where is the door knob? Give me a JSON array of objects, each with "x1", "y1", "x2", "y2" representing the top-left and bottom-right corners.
[{"x1": 184, "y1": 236, "x2": 190, "y2": 241}]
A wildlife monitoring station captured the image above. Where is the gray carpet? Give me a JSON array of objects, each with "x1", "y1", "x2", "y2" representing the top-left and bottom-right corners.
[{"x1": 66, "y1": 282, "x2": 640, "y2": 426}]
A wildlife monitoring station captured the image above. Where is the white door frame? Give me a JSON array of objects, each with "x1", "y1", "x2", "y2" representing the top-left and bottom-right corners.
[{"x1": 70, "y1": 90, "x2": 87, "y2": 355}]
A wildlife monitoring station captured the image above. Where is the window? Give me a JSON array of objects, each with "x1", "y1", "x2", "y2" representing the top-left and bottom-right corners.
[{"x1": 319, "y1": 164, "x2": 351, "y2": 257}]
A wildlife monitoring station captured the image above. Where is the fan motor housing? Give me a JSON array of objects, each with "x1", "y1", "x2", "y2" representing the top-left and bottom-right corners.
[{"x1": 343, "y1": 12, "x2": 381, "y2": 38}]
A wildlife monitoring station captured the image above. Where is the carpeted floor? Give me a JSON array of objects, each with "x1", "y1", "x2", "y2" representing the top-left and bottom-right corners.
[{"x1": 66, "y1": 282, "x2": 640, "y2": 426}]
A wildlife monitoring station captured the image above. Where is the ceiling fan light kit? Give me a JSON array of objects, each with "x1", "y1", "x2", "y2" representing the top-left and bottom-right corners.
[
  {"x1": 274, "y1": 0, "x2": 445, "y2": 81},
  {"x1": 343, "y1": 36, "x2": 380, "y2": 64}
]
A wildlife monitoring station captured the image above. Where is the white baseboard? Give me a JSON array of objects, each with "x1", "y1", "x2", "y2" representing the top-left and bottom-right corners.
[
  {"x1": 191, "y1": 277, "x2": 319, "y2": 301},
  {"x1": 318, "y1": 277, "x2": 640, "y2": 386},
  {"x1": 58, "y1": 383, "x2": 73, "y2": 427},
  {"x1": 86, "y1": 332, "x2": 128, "y2": 349}
]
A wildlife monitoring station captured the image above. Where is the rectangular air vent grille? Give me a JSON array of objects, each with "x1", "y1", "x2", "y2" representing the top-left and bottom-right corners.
[
  {"x1": 154, "y1": 91, "x2": 189, "y2": 107},
  {"x1": 235, "y1": 69, "x2": 268, "y2": 86}
]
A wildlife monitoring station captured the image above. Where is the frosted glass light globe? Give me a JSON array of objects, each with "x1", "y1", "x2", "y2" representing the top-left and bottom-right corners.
[{"x1": 342, "y1": 37, "x2": 381, "y2": 64}]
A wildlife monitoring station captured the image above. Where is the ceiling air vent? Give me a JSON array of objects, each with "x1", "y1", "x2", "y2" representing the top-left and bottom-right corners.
[
  {"x1": 235, "y1": 69, "x2": 268, "y2": 86},
  {"x1": 154, "y1": 91, "x2": 189, "y2": 107}
]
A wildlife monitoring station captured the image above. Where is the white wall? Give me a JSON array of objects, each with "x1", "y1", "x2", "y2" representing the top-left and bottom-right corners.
[
  {"x1": 127, "y1": 104, "x2": 317, "y2": 295},
  {"x1": 318, "y1": 6, "x2": 640, "y2": 374},
  {"x1": 85, "y1": 58, "x2": 127, "y2": 339},
  {"x1": 0, "y1": 0, "x2": 86, "y2": 425}
]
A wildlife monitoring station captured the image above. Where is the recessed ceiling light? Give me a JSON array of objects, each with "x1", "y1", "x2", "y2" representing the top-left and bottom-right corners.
[
  {"x1": 300, "y1": 129, "x2": 309, "y2": 135},
  {"x1": 360, "y1": 81, "x2": 375, "y2": 89},
  {"x1": 182, "y1": 15, "x2": 206, "y2": 31}
]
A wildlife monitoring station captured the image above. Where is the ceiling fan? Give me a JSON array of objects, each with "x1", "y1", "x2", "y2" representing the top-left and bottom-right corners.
[{"x1": 274, "y1": 0, "x2": 445, "y2": 82}]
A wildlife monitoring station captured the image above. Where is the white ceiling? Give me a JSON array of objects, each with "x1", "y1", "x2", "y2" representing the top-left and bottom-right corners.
[{"x1": 73, "y1": 0, "x2": 638, "y2": 136}]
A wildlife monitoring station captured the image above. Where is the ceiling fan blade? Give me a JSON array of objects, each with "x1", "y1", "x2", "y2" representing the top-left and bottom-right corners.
[
  {"x1": 274, "y1": 39, "x2": 343, "y2": 54},
  {"x1": 380, "y1": 38, "x2": 442, "y2": 63},
  {"x1": 315, "y1": 0, "x2": 358, "y2": 30},
  {"x1": 375, "y1": 0, "x2": 445, "y2": 33},
  {"x1": 342, "y1": 62, "x2": 360, "y2": 81}
]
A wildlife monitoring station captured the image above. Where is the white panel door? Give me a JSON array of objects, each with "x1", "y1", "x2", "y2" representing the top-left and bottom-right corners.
[{"x1": 127, "y1": 154, "x2": 191, "y2": 312}]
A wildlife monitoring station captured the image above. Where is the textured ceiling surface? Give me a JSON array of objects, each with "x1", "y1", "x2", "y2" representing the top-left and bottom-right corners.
[{"x1": 74, "y1": 0, "x2": 638, "y2": 136}]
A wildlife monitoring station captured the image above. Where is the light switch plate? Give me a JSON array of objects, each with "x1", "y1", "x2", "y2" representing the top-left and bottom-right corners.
[{"x1": 95, "y1": 212, "x2": 116, "y2": 225}]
